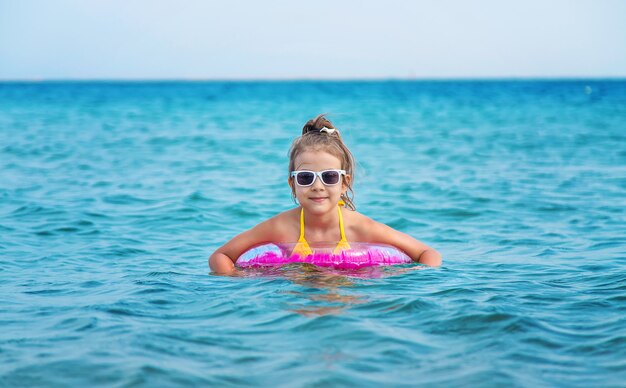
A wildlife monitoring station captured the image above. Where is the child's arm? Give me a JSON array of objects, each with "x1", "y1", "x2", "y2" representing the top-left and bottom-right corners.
[
  {"x1": 363, "y1": 218, "x2": 442, "y2": 267},
  {"x1": 208, "y1": 218, "x2": 278, "y2": 275}
]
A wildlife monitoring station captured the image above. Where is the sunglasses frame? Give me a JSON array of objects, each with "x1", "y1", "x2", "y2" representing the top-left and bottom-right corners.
[{"x1": 290, "y1": 169, "x2": 347, "y2": 187}]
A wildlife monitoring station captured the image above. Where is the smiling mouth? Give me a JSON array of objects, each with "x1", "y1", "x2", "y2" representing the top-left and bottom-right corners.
[{"x1": 310, "y1": 197, "x2": 328, "y2": 201}]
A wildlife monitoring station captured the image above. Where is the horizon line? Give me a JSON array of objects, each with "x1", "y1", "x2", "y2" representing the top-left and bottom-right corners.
[{"x1": 1, "y1": 75, "x2": 625, "y2": 83}]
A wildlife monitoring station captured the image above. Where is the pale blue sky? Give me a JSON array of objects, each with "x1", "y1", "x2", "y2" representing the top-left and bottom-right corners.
[{"x1": 1, "y1": 0, "x2": 624, "y2": 79}]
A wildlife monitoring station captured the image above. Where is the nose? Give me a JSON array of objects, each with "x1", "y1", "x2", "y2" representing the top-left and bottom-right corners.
[{"x1": 311, "y1": 174, "x2": 326, "y2": 190}]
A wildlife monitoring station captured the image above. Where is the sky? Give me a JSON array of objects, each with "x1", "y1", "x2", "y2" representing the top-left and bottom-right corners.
[{"x1": 0, "y1": 0, "x2": 625, "y2": 80}]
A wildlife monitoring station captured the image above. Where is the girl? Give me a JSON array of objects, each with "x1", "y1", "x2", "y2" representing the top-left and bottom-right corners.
[{"x1": 209, "y1": 115, "x2": 442, "y2": 274}]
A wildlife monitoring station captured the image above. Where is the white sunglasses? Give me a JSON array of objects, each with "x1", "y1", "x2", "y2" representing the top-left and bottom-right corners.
[{"x1": 290, "y1": 169, "x2": 346, "y2": 186}]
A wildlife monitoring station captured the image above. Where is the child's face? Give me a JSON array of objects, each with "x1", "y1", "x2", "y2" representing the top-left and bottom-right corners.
[{"x1": 290, "y1": 150, "x2": 350, "y2": 213}]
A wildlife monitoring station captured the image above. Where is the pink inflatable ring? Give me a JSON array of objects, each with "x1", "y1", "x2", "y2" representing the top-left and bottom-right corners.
[{"x1": 236, "y1": 242, "x2": 413, "y2": 270}]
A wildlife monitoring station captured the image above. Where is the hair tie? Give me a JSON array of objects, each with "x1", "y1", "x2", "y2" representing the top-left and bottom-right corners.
[{"x1": 320, "y1": 127, "x2": 336, "y2": 135}]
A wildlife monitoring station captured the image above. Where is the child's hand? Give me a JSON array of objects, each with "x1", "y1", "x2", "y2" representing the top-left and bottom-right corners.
[
  {"x1": 418, "y1": 249, "x2": 442, "y2": 267},
  {"x1": 209, "y1": 252, "x2": 239, "y2": 276}
]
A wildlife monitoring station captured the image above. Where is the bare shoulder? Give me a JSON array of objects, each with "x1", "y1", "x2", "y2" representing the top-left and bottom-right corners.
[
  {"x1": 343, "y1": 209, "x2": 441, "y2": 265},
  {"x1": 347, "y1": 210, "x2": 414, "y2": 243},
  {"x1": 212, "y1": 207, "x2": 300, "y2": 262},
  {"x1": 260, "y1": 207, "x2": 300, "y2": 241},
  {"x1": 341, "y1": 209, "x2": 378, "y2": 241}
]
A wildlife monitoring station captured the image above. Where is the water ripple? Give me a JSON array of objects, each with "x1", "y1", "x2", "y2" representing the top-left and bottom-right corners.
[{"x1": 1, "y1": 80, "x2": 625, "y2": 386}]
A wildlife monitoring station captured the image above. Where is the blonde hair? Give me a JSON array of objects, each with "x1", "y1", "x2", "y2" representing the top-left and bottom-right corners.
[{"x1": 288, "y1": 114, "x2": 357, "y2": 210}]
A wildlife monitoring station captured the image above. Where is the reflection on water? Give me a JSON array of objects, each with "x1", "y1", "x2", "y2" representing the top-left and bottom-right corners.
[
  {"x1": 283, "y1": 266, "x2": 363, "y2": 317},
  {"x1": 237, "y1": 263, "x2": 425, "y2": 316}
]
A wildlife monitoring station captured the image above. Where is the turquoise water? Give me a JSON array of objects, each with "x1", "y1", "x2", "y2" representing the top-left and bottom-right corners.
[{"x1": 1, "y1": 80, "x2": 625, "y2": 386}]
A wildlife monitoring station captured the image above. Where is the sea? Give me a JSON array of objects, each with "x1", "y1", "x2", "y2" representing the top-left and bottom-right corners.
[{"x1": 0, "y1": 80, "x2": 625, "y2": 387}]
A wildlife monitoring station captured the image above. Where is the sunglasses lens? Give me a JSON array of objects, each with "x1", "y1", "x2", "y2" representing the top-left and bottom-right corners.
[
  {"x1": 321, "y1": 170, "x2": 340, "y2": 185},
  {"x1": 296, "y1": 172, "x2": 315, "y2": 186}
]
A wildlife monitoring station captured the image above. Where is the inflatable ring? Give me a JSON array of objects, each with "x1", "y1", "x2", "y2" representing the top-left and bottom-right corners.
[{"x1": 236, "y1": 242, "x2": 413, "y2": 270}]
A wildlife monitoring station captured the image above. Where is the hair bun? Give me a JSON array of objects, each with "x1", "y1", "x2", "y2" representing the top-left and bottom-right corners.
[{"x1": 302, "y1": 114, "x2": 337, "y2": 135}]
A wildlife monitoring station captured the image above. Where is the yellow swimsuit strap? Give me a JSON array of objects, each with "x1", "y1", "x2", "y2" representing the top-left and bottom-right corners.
[
  {"x1": 292, "y1": 203, "x2": 351, "y2": 257},
  {"x1": 291, "y1": 208, "x2": 313, "y2": 257},
  {"x1": 297, "y1": 207, "x2": 307, "y2": 243},
  {"x1": 334, "y1": 203, "x2": 351, "y2": 254}
]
